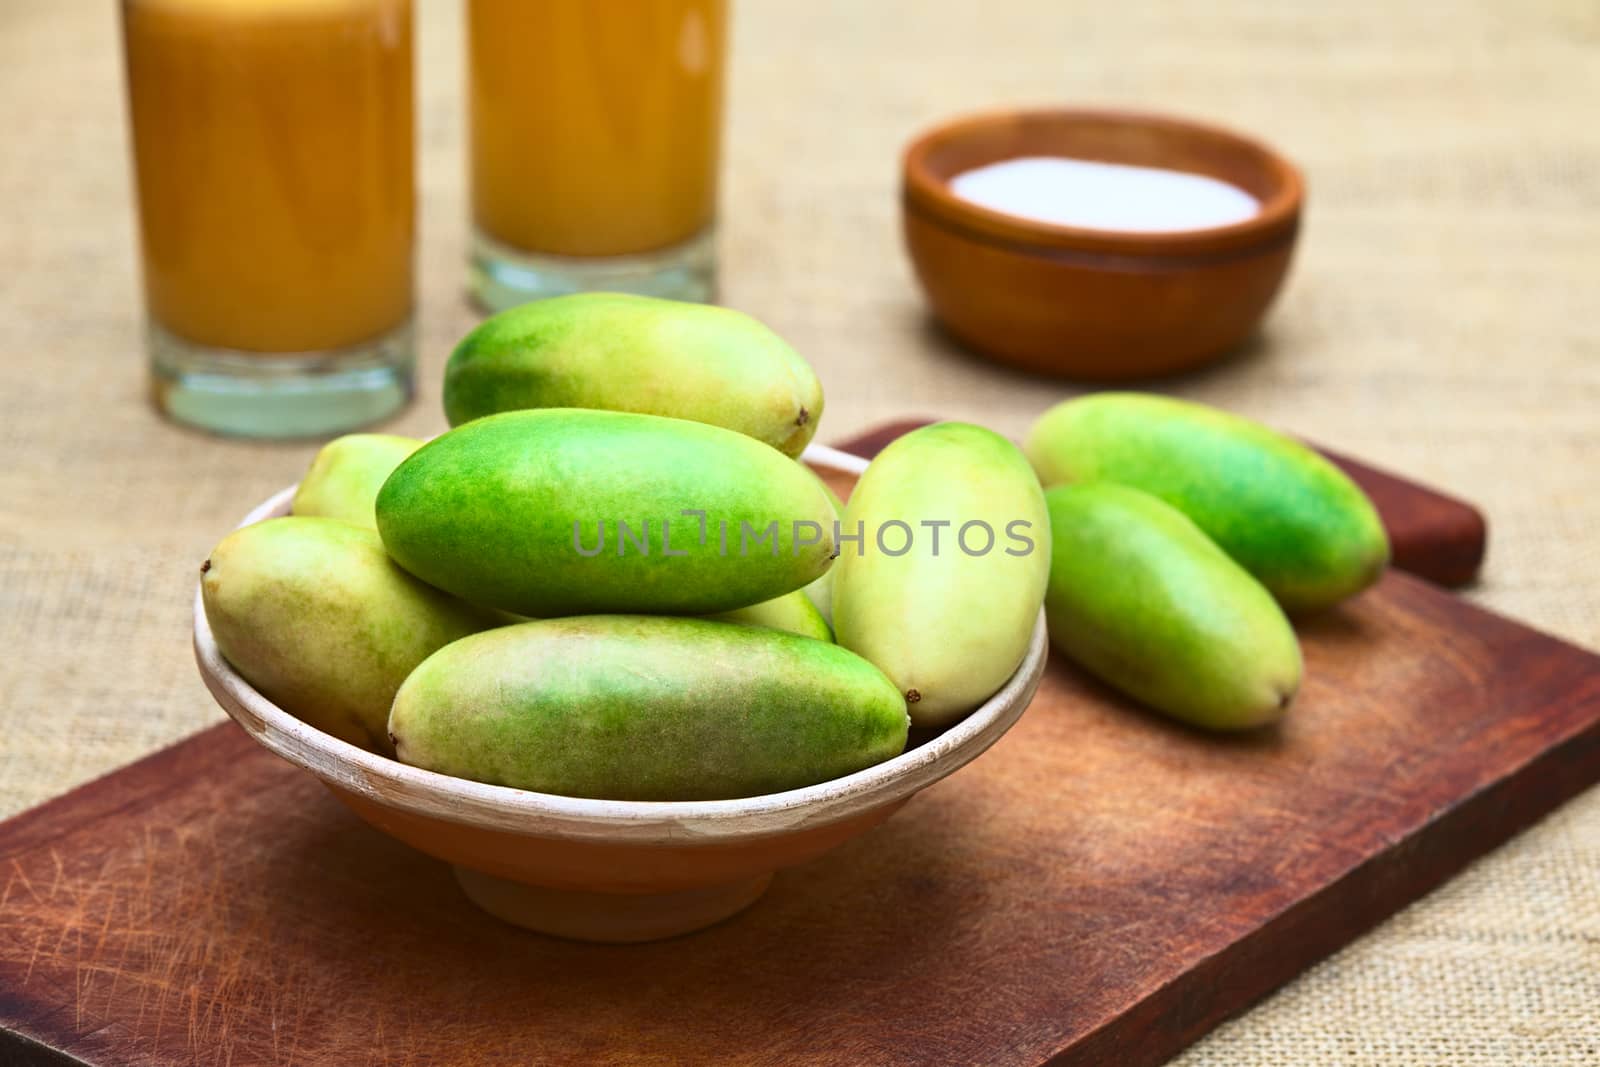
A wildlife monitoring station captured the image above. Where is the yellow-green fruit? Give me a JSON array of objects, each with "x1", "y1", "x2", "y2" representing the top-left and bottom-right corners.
[
  {"x1": 443, "y1": 293, "x2": 824, "y2": 457},
  {"x1": 291, "y1": 434, "x2": 422, "y2": 529},
  {"x1": 1044, "y1": 483, "x2": 1302, "y2": 730},
  {"x1": 711, "y1": 589, "x2": 832, "y2": 641},
  {"x1": 832, "y1": 422, "x2": 1051, "y2": 727},
  {"x1": 1025, "y1": 393, "x2": 1388, "y2": 613},
  {"x1": 201, "y1": 517, "x2": 496, "y2": 753},
  {"x1": 801, "y1": 462, "x2": 847, "y2": 624},
  {"x1": 389, "y1": 617, "x2": 908, "y2": 801},
  {"x1": 376, "y1": 409, "x2": 838, "y2": 617}
]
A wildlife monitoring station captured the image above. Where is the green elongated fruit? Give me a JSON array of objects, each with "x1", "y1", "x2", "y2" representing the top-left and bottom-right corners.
[
  {"x1": 1025, "y1": 393, "x2": 1388, "y2": 613},
  {"x1": 389, "y1": 617, "x2": 908, "y2": 801},
  {"x1": 201, "y1": 518, "x2": 495, "y2": 753},
  {"x1": 832, "y1": 422, "x2": 1050, "y2": 727},
  {"x1": 802, "y1": 463, "x2": 847, "y2": 624},
  {"x1": 443, "y1": 293, "x2": 824, "y2": 457},
  {"x1": 1043, "y1": 484, "x2": 1302, "y2": 729},
  {"x1": 376, "y1": 409, "x2": 838, "y2": 617},
  {"x1": 710, "y1": 589, "x2": 832, "y2": 641},
  {"x1": 291, "y1": 433, "x2": 422, "y2": 529}
]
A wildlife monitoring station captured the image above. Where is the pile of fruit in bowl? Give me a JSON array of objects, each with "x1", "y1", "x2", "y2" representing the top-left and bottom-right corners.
[{"x1": 203, "y1": 294, "x2": 1053, "y2": 805}]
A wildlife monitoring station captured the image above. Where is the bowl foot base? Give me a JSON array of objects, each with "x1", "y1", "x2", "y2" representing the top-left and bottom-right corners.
[{"x1": 452, "y1": 867, "x2": 773, "y2": 943}]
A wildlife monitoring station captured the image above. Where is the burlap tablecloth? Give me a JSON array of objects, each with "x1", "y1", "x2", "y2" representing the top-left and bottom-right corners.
[{"x1": 2, "y1": 0, "x2": 1596, "y2": 1061}]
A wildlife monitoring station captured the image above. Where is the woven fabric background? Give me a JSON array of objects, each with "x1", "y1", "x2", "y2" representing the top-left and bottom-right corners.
[{"x1": 2, "y1": 0, "x2": 1597, "y2": 1062}]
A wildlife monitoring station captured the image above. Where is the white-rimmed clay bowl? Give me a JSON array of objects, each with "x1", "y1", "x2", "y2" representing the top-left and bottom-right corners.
[{"x1": 193, "y1": 444, "x2": 1048, "y2": 943}]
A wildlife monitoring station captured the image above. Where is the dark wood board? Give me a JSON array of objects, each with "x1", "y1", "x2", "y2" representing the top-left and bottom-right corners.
[{"x1": 4, "y1": 427, "x2": 1589, "y2": 1067}]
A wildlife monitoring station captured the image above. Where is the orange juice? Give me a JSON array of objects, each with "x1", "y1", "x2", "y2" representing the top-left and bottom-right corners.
[
  {"x1": 467, "y1": 0, "x2": 726, "y2": 259},
  {"x1": 123, "y1": 0, "x2": 414, "y2": 354}
]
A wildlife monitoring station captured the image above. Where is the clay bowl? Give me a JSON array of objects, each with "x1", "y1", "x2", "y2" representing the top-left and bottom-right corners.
[
  {"x1": 192, "y1": 444, "x2": 1048, "y2": 944},
  {"x1": 902, "y1": 107, "x2": 1304, "y2": 379}
]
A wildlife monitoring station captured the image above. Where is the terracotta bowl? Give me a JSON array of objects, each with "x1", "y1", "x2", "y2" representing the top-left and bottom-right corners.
[
  {"x1": 902, "y1": 107, "x2": 1304, "y2": 379},
  {"x1": 192, "y1": 444, "x2": 1048, "y2": 943}
]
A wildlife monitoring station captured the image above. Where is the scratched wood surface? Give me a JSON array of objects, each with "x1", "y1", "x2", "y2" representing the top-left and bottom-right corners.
[{"x1": 2, "y1": 435, "x2": 1594, "y2": 1067}]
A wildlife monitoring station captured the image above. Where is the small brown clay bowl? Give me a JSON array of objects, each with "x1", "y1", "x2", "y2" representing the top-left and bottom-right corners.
[
  {"x1": 192, "y1": 444, "x2": 1048, "y2": 944},
  {"x1": 902, "y1": 107, "x2": 1304, "y2": 379}
]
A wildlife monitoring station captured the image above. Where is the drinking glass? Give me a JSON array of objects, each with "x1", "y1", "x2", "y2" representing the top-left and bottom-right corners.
[
  {"x1": 466, "y1": 0, "x2": 726, "y2": 310},
  {"x1": 123, "y1": 0, "x2": 415, "y2": 437}
]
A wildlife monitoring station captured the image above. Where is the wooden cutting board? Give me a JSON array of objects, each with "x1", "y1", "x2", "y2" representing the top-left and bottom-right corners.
[{"x1": 5, "y1": 426, "x2": 1592, "y2": 1067}]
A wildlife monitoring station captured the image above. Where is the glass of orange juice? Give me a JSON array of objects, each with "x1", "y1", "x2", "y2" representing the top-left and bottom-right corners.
[
  {"x1": 122, "y1": 0, "x2": 415, "y2": 437},
  {"x1": 467, "y1": 0, "x2": 726, "y2": 311}
]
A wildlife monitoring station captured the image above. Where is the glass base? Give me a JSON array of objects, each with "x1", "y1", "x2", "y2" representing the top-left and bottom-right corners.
[
  {"x1": 148, "y1": 319, "x2": 415, "y2": 439},
  {"x1": 469, "y1": 226, "x2": 716, "y2": 313}
]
